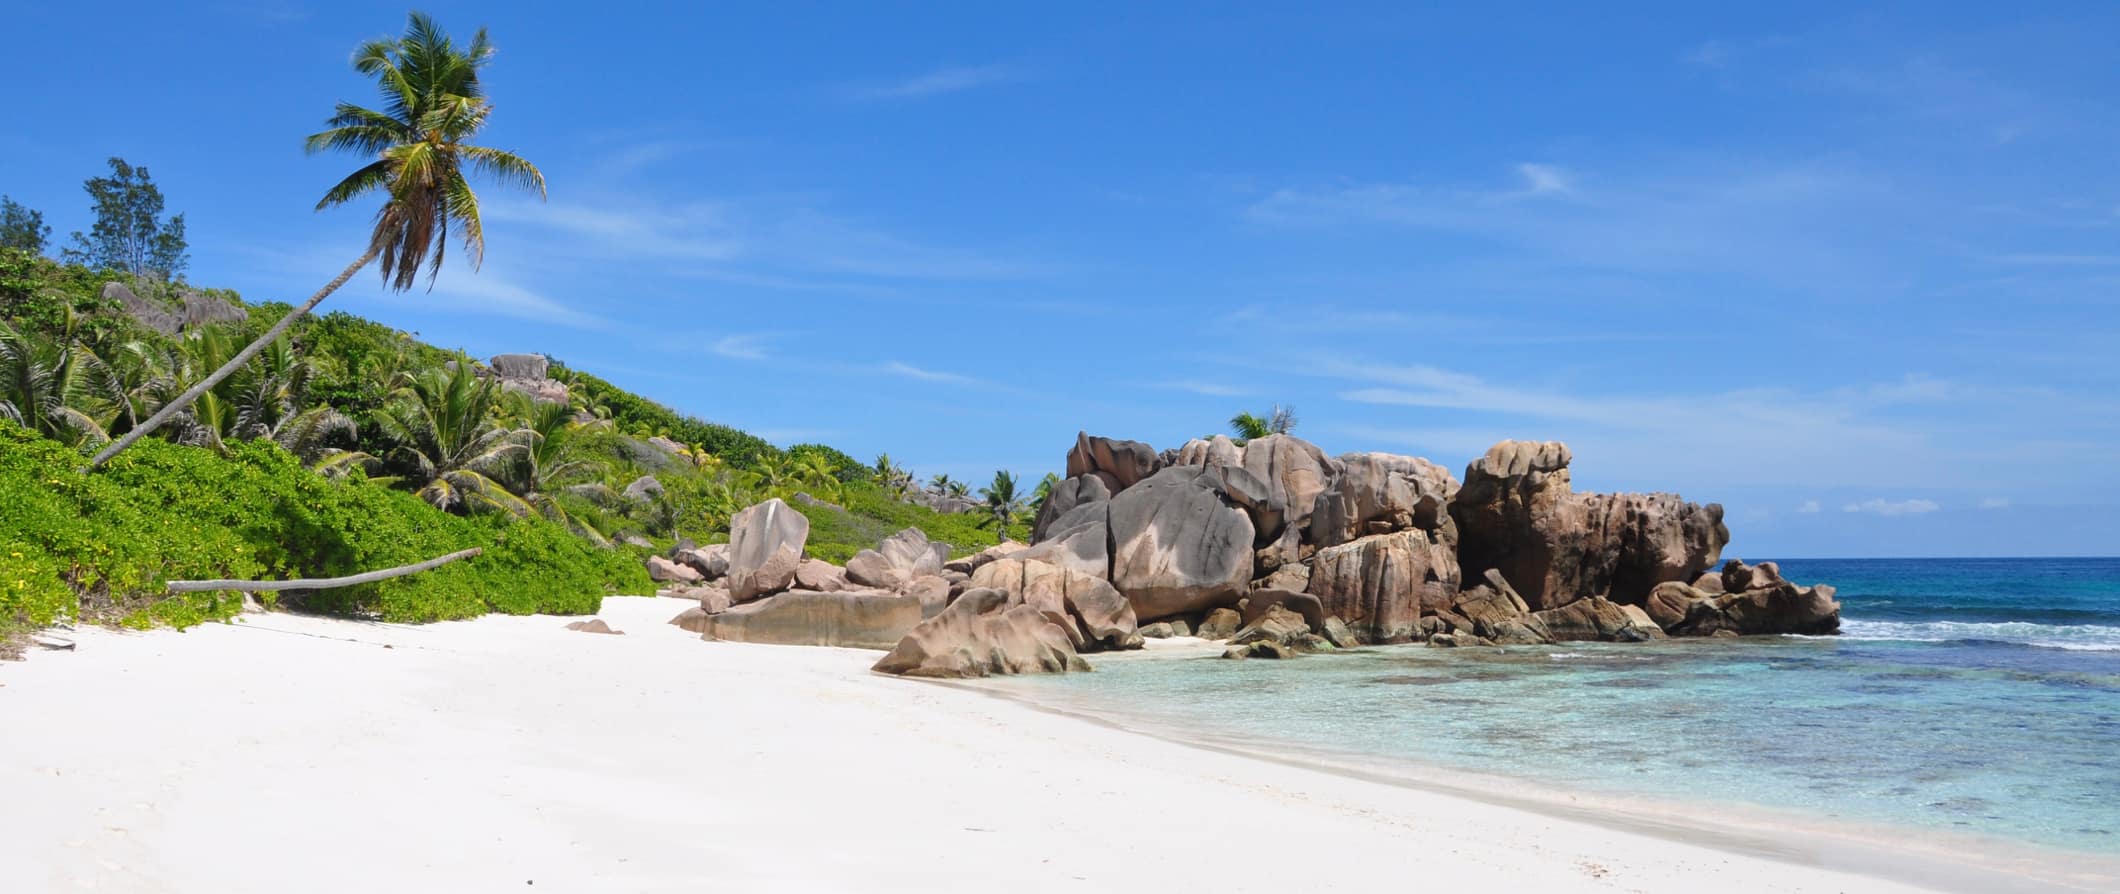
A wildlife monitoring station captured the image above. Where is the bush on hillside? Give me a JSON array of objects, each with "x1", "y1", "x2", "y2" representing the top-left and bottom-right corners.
[
  {"x1": 794, "y1": 482, "x2": 1032, "y2": 564},
  {"x1": 0, "y1": 424, "x2": 651, "y2": 637}
]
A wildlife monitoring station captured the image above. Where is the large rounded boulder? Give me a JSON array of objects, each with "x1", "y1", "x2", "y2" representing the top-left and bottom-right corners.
[
  {"x1": 872, "y1": 588, "x2": 1091, "y2": 678},
  {"x1": 1064, "y1": 432, "x2": 1162, "y2": 494},
  {"x1": 1105, "y1": 465, "x2": 1256, "y2": 621}
]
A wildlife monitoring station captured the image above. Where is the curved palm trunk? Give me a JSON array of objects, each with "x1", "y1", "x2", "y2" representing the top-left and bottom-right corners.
[{"x1": 85, "y1": 246, "x2": 380, "y2": 470}]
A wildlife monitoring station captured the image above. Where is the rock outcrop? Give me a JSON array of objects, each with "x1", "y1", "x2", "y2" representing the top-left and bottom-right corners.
[
  {"x1": 1450, "y1": 440, "x2": 1727, "y2": 611},
  {"x1": 1065, "y1": 432, "x2": 1162, "y2": 493},
  {"x1": 970, "y1": 557, "x2": 1143, "y2": 652},
  {"x1": 725, "y1": 498, "x2": 810, "y2": 602},
  {"x1": 1310, "y1": 452, "x2": 1459, "y2": 548},
  {"x1": 696, "y1": 590, "x2": 923, "y2": 650},
  {"x1": 872, "y1": 588, "x2": 1091, "y2": 678},
  {"x1": 1105, "y1": 465, "x2": 1256, "y2": 621},
  {"x1": 1304, "y1": 530, "x2": 1459, "y2": 643},
  {"x1": 845, "y1": 527, "x2": 949, "y2": 591},
  {"x1": 646, "y1": 555, "x2": 702, "y2": 584},
  {"x1": 1656, "y1": 560, "x2": 1841, "y2": 636},
  {"x1": 673, "y1": 544, "x2": 729, "y2": 581},
  {"x1": 1029, "y1": 475, "x2": 1110, "y2": 544},
  {"x1": 487, "y1": 353, "x2": 569, "y2": 404},
  {"x1": 104, "y1": 282, "x2": 247, "y2": 336}
]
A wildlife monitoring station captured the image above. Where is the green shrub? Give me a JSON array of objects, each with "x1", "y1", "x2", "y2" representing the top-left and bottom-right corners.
[
  {"x1": 0, "y1": 423, "x2": 650, "y2": 638},
  {"x1": 794, "y1": 482, "x2": 1031, "y2": 563}
]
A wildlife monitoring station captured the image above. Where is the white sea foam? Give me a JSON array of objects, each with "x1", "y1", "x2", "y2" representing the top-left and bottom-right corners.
[{"x1": 1838, "y1": 619, "x2": 2120, "y2": 651}]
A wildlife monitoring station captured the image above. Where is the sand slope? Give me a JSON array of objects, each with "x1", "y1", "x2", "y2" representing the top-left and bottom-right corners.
[{"x1": 0, "y1": 596, "x2": 1988, "y2": 893}]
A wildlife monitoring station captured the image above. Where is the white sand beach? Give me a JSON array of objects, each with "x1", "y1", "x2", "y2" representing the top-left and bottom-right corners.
[{"x1": 0, "y1": 596, "x2": 2095, "y2": 894}]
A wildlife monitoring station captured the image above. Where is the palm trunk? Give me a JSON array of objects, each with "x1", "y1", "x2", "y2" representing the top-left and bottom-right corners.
[{"x1": 85, "y1": 246, "x2": 380, "y2": 470}]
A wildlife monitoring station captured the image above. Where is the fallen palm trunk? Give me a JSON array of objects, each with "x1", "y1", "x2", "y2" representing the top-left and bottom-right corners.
[{"x1": 165, "y1": 548, "x2": 482, "y2": 593}]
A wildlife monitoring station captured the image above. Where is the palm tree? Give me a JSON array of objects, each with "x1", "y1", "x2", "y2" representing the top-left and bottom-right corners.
[
  {"x1": 0, "y1": 317, "x2": 117, "y2": 447},
  {"x1": 369, "y1": 362, "x2": 526, "y2": 514},
  {"x1": 87, "y1": 12, "x2": 545, "y2": 469},
  {"x1": 928, "y1": 472, "x2": 954, "y2": 494},
  {"x1": 794, "y1": 452, "x2": 843, "y2": 501},
  {"x1": 945, "y1": 479, "x2": 970, "y2": 499},
  {"x1": 976, "y1": 470, "x2": 1027, "y2": 544},
  {"x1": 502, "y1": 391, "x2": 609, "y2": 543},
  {"x1": 1228, "y1": 403, "x2": 1296, "y2": 443},
  {"x1": 1030, "y1": 471, "x2": 1062, "y2": 513}
]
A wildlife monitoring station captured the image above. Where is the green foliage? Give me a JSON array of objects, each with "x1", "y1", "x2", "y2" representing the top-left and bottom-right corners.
[
  {"x1": 1228, "y1": 404, "x2": 1296, "y2": 442},
  {"x1": 62, "y1": 158, "x2": 189, "y2": 281},
  {"x1": 0, "y1": 196, "x2": 50, "y2": 254},
  {"x1": 793, "y1": 481, "x2": 1033, "y2": 564},
  {"x1": 787, "y1": 442, "x2": 867, "y2": 482},
  {"x1": 0, "y1": 423, "x2": 648, "y2": 638},
  {"x1": 551, "y1": 364, "x2": 777, "y2": 467}
]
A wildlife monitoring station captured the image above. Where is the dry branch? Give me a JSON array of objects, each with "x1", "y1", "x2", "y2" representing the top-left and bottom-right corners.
[{"x1": 165, "y1": 547, "x2": 482, "y2": 593}]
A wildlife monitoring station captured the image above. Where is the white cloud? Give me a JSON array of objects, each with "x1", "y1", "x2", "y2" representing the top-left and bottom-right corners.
[
  {"x1": 486, "y1": 195, "x2": 1039, "y2": 282},
  {"x1": 710, "y1": 334, "x2": 772, "y2": 361},
  {"x1": 1843, "y1": 498, "x2": 1941, "y2": 516},
  {"x1": 1797, "y1": 500, "x2": 1821, "y2": 513},
  {"x1": 1979, "y1": 497, "x2": 2011, "y2": 509},
  {"x1": 854, "y1": 65, "x2": 1015, "y2": 99},
  {"x1": 1514, "y1": 163, "x2": 1575, "y2": 197},
  {"x1": 883, "y1": 361, "x2": 980, "y2": 386},
  {"x1": 1164, "y1": 380, "x2": 1252, "y2": 398}
]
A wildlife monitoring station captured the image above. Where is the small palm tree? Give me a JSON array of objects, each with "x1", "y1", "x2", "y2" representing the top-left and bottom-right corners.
[
  {"x1": 945, "y1": 479, "x2": 970, "y2": 499},
  {"x1": 794, "y1": 452, "x2": 843, "y2": 501},
  {"x1": 88, "y1": 12, "x2": 545, "y2": 469},
  {"x1": 369, "y1": 362, "x2": 526, "y2": 514},
  {"x1": 0, "y1": 317, "x2": 117, "y2": 447},
  {"x1": 502, "y1": 391, "x2": 608, "y2": 542},
  {"x1": 928, "y1": 472, "x2": 954, "y2": 494},
  {"x1": 1229, "y1": 403, "x2": 1296, "y2": 443},
  {"x1": 976, "y1": 470, "x2": 1027, "y2": 544},
  {"x1": 1030, "y1": 471, "x2": 1062, "y2": 513},
  {"x1": 873, "y1": 453, "x2": 913, "y2": 496}
]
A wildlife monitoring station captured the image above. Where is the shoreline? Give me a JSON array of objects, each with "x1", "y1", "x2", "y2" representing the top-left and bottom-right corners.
[
  {"x1": 962, "y1": 644, "x2": 2120, "y2": 894},
  {"x1": 0, "y1": 596, "x2": 2108, "y2": 893}
]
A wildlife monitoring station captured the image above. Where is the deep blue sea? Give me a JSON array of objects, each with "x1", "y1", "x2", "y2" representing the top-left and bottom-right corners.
[{"x1": 1000, "y1": 557, "x2": 2120, "y2": 857}]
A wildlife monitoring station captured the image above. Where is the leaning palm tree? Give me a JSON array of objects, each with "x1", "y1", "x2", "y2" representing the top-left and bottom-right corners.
[
  {"x1": 975, "y1": 470, "x2": 1027, "y2": 544},
  {"x1": 87, "y1": 12, "x2": 544, "y2": 469},
  {"x1": 369, "y1": 363, "x2": 526, "y2": 514}
]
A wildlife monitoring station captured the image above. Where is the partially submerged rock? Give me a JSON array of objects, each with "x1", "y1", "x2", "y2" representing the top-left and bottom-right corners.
[{"x1": 872, "y1": 588, "x2": 1091, "y2": 678}]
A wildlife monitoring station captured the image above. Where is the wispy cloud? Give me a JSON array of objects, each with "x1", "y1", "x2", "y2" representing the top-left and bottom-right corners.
[
  {"x1": 1163, "y1": 380, "x2": 1252, "y2": 398},
  {"x1": 854, "y1": 65, "x2": 1015, "y2": 99},
  {"x1": 710, "y1": 334, "x2": 773, "y2": 361},
  {"x1": 883, "y1": 361, "x2": 982, "y2": 386},
  {"x1": 1512, "y1": 163, "x2": 1576, "y2": 198},
  {"x1": 1797, "y1": 500, "x2": 1822, "y2": 513},
  {"x1": 1979, "y1": 497, "x2": 2012, "y2": 509},
  {"x1": 486, "y1": 195, "x2": 1041, "y2": 283},
  {"x1": 1844, "y1": 498, "x2": 1941, "y2": 516}
]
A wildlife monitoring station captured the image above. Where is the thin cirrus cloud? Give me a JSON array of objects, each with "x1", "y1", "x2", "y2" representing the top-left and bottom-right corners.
[
  {"x1": 882, "y1": 361, "x2": 982, "y2": 386},
  {"x1": 1844, "y1": 498, "x2": 1942, "y2": 516},
  {"x1": 710, "y1": 334, "x2": 773, "y2": 361},
  {"x1": 852, "y1": 64, "x2": 1016, "y2": 99},
  {"x1": 483, "y1": 195, "x2": 1041, "y2": 283}
]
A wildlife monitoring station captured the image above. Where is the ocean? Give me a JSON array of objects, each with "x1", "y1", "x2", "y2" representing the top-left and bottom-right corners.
[{"x1": 997, "y1": 557, "x2": 2120, "y2": 859}]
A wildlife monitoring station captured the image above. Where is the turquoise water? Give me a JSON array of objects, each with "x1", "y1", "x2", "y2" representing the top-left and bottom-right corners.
[{"x1": 1000, "y1": 557, "x2": 2120, "y2": 856}]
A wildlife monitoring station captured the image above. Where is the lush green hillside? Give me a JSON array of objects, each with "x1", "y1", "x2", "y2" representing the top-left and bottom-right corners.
[{"x1": 0, "y1": 246, "x2": 1032, "y2": 650}]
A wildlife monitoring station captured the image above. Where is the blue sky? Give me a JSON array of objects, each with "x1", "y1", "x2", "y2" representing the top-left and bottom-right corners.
[{"x1": 6, "y1": 2, "x2": 2117, "y2": 557}]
